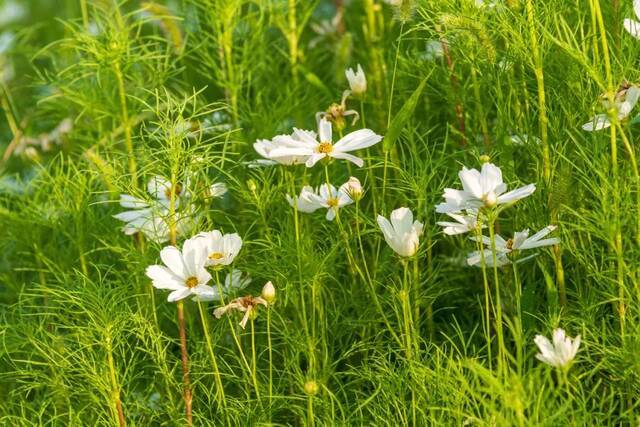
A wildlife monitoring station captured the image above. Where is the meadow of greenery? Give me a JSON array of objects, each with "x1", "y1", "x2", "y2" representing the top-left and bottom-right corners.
[{"x1": 3, "y1": 0, "x2": 640, "y2": 425}]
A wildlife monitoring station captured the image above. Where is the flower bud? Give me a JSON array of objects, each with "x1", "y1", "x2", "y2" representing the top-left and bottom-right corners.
[
  {"x1": 247, "y1": 179, "x2": 257, "y2": 192},
  {"x1": 479, "y1": 154, "x2": 491, "y2": 163},
  {"x1": 345, "y1": 65, "x2": 367, "y2": 97},
  {"x1": 261, "y1": 281, "x2": 275, "y2": 304},
  {"x1": 304, "y1": 380, "x2": 319, "y2": 396},
  {"x1": 345, "y1": 176, "x2": 363, "y2": 201}
]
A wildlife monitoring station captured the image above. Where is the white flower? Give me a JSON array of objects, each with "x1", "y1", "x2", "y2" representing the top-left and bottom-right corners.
[
  {"x1": 253, "y1": 128, "x2": 318, "y2": 166},
  {"x1": 466, "y1": 225, "x2": 560, "y2": 266},
  {"x1": 377, "y1": 207, "x2": 424, "y2": 257},
  {"x1": 194, "y1": 230, "x2": 243, "y2": 267},
  {"x1": 148, "y1": 175, "x2": 190, "y2": 208},
  {"x1": 145, "y1": 238, "x2": 214, "y2": 302},
  {"x1": 209, "y1": 182, "x2": 228, "y2": 198},
  {"x1": 437, "y1": 209, "x2": 483, "y2": 235},
  {"x1": 269, "y1": 118, "x2": 382, "y2": 168},
  {"x1": 423, "y1": 40, "x2": 444, "y2": 61},
  {"x1": 193, "y1": 269, "x2": 251, "y2": 302},
  {"x1": 435, "y1": 163, "x2": 536, "y2": 213},
  {"x1": 624, "y1": 0, "x2": 640, "y2": 38},
  {"x1": 214, "y1": 295, "x2": 269, "y2": 329},
  {"x1": 345, "y1": 64, "x2": 367, "y2": 96},
  {"x1": 345, "y1": 176, "x2": 363, "y2": 201},
  {"x1": 113, "y1": 195, "x2": 193, "y2": 243},
  {"x1": 510, "y1": 134, "x2": 541, "y2": 146},
  {"x1": 286, "y1": 185, "x2": 323, "y2": 214},
  {"x1": 382, "y1": 0, "x2": 403, "y2": 5},
  {"x1": 582, "y1": 83, "x2": 640, "y2": 131},
  {"x1": 0, "y1": 1, "x2": 26, "y2": 27},
  {"x1": 534, "y1": 328, "x2": 581, "y2": 369}
]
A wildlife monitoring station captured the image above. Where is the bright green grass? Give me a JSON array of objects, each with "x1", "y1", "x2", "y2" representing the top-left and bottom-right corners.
[{"x1": 1, "y1": 0, "x2": 640, "y2": 425}]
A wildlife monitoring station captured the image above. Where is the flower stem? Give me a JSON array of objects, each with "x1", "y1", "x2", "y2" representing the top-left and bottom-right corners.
[
  {"x1": 113, "y1": 61, "x2": 137, "y2": 189},
  {"x1": 476, "y1": 225, "x2": 493, "y2": 370},
  {"x1": 176, "y1": 301, "x2": 193, "y2": 426},
  {"x1": 488, "y1": 217, "x2": 506, "y2": 377},
  {"x1": 267, "y1": 306, "x2": 273, "y2": 410},
  {"x1": 106, "y1": 331, "x2": 126, "y2": 427},
  {"x1": 196, "y1": 301, "x2": 226, "y2": 407}
]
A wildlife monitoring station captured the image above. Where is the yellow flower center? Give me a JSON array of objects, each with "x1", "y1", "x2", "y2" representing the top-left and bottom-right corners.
[
  {"x1": 209, "y1": 252, "x2": 224, "y2": 260},
  {"x1": 506, "y1": 239, "x2": 514, "y2": 250},
  {"x1": 317, "y1": 141, "x2": 333, "y2": 154},
  {"x1": 185, "y1": 276, "x2": 199, "y2": 288},
  {"x1": 327, "y1": 197, "x2": 339, "y2": 207}
]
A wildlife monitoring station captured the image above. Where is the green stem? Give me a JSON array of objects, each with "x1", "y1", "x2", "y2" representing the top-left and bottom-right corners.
[
  {"x1": 196, "y1": 301, "x2": 226, "y2": 407},
  {"x1": 488, "y1": 217, "x2": 506, "y2": 377}
]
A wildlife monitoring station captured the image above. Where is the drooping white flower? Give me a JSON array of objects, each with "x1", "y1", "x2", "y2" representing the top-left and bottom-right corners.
[
  {"x1": 624, "y1": 0, "x2": 640, "y2": 38},
  {"x1": 269, "y1": 118, "x2": 382, "y2": 168},
  {"x1": 309, "y1": 183, "x2": 354, "y2": 221},
  {"x1": 214, "y1": 295, "x2": 269, "y2": 329},
  {"x1": 253, "y1": 128, "x2": 318, "y2": 166},
  {"x1": 145, "y1": 238, "x2": 214, "y2": 302},
  {"x1": 377, "y1": 207, "x2": 424, "y2": 257},
  {"x1": 435, "y1": 163, "x2": 536, "y2": 213},
  {"x1": 194, "y1": 269, "x2": 252, "y2": 302},
  {"x1": 437, "y1": 209, "x2": 483, "y2": 235},
  {"x1": 466, "y1": 225, "x2": 560, "y2": 267},
  {"x1": 345, "y1": 64, "x2": 367, "y2": 96},
  {"x1": 534, "y1": 328, "x2": 581, "y2": 369},
  {"x1": 194, "y1": 230, "x2": 243, "y2": 268},
  {"x1": 582, "y1": 83, "x2": 640, "y2": 131}
]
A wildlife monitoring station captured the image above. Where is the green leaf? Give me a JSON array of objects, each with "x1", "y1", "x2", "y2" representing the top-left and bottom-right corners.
[{"x1": 383, "y1": 75, "x2": 430, "y2": 152}]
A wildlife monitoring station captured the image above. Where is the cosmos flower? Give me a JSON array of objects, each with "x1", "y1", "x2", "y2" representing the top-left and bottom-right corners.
[
  {"x1": 145, "y1": 238, "x2": 214, "y2": 302},
  {"x1": 377, "y1": 207, "x2": 424, "y2": 257},
  {"x1": 261, "y1": 281, "x2": 276, "y2": 304},
  {"x1": 435, "y1": 163, "x2": 536, "y2": 213},
  {"x1": 534, "y1": 328, "x2": 581, "y2": 369},
  {"x1": 194, "y1": 230, "x2": 243, "y2": 268},
  {"x1": 214, "y1": 294, "x2": 269, "y2": 329},
  {"x1": 466, "y1": 225, "x2": 560, "y2": 266},
  {"x1": 344, "y1": 176, "x2": 363, "y2": 201},
  {"x1": 269, "y1": 118, "x2": 382, "y2": 168},
  {"x1": 193, "y1": 269, "x2": 252, "y2": 302},
  {"x1": 147, "y1": 175, "x2": 190, "y2": 208},
  {"x1": 286, "y1": 185, "x2": 323, "y2": 214},
  {"x1": 437, "y1": 209, "x2": 483, "y2": 235},
  {"x1": 582, "y1": 82, "x2": 640, "y2": 131},
  {"x1": 345, "y1": 64, "x2": 367, "y2": 96},
  {"x1": 208, "y1": 182, "x2": 228, "y2": 198},
  {"x1": 253, "y1": 128, "x2": 318, "y2": 166},
  {"x1": 624, "y1": 0, "x2": 640, "y2": 38}
]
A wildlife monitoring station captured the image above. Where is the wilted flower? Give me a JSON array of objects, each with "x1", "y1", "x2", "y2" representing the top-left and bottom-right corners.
[
  {"x1": 316, "y1": 91, "x2": 360, "y2": 132},
  {"x1": 261, "y1": 281, "x2": 276, "y2": 304},
  {"x1": 534, "y1": 328, "x2": 581, "y2": 369},
  {"x1": 146, "y1": 238, "x2": 214, "y2": 302},
  {"x1": 466, "y1": 225, "x2": 560, "y2": 267},
  {"x1": 194, "y1": 269, "x2": 251, "y2": 302},
  {"x1": 377, "y1": 207, "x2": 424, "y2": 257},
  {"x1": 624, "y1": 0, "x2": 640, "y2": 38},
  {"x1": 345, "y1": 64, "x2": 367, "y2": 96},
  {"x1": 269, "y1": 118, "x2": 382, "y2": 168},
  {"x1": 435, "y1": 163, "x2": 536, "y2": 213},
  {"x1": 582, "y1": 82, "x2": 640, "y2": 131},
  {"x1": 214, "y1": 295, "x2": 269, "y2": 329},
  {"x1": 194, "y1": 230, "x2": 243, "y2": 268},
  {"x1": 437, "y1": 209, "x2": 483, "y2": 235}
]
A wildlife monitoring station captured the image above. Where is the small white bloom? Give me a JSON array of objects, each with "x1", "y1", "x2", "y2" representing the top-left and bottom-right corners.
[
  {"x1": 194, "y1": 269, "x2": 251, "y2": 302},
  {"x1": 466, "y1": 225, "x2": 560, "y2": 267},
  {"x1": 377, "y1": 207, "x2": 424, "y2": 257},
  {"x1": 268, "y1": 118, "x2": 382, "y2": 168},
  {"x1": 345, "y1": 176, "x2": 363, "y2": 201},
  {"x1": 214, "y1": 295, "x2": 269, "y2": 329},
  {"x1": 624, "y1": 0, "x2": 640, "y2": 38},
  {"x1": 147, "y1": 175, "x2": 190, "y2": 207},
  {"x1": 435, "y1": 163, "x2": 536, "y2": 213},
  {"x1": 345, "y1": 64, "x2": 367, "y2": 96},
  {"x1": 194, "y1": 230, "x2": 243, "y2": 268},
  {"x1": 0, "y1": 1, "x2": 26, "y2": 27},
  {"x1": 209, "y1": 182, "x2": 228, "y2": 198},
  {"x1": 437, "y1": 209, "x2": 483, "y2": 235},
  {"x1": 145, "y1": 238, "x2": 214, "y2": 302},
  {"x1": 510, "y1": 134, "x2": 541, "y2": 146},
  {"x1": 309, "y1": 183, "x2": 354, "y2": 221},
  {"x1": 423, "y1": 40, "x2": 444, "y2": 61},
  {"x1": 534, "y1": 328, "x2": 581, "y2": 369},
  {"x1": 286, "y1": 185, "x2": 323, "y2": 214},
  {"x1": 582, "y1": 83, "x2": 640, "y2": 131}
]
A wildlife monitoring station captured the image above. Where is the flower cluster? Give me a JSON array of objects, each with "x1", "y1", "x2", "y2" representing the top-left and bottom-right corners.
[{"x1": 436, "y1": 162, "x2": 559, "y2": 267}]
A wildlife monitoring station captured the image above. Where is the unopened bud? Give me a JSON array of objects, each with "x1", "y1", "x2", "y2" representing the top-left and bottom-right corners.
[
  {"x1": 304, "y1": 380, "x2": 319, "y2": 396},
  {"x1": 346, "y1": 176, "x2": 363, "y2": 201},
  {"x1": 261, "y1": 281, "x2": 275, "y2": 304},
  {"x1": 479, "y1": 154, "x2": 491, "y2": 163},
  {"x1": 247, "y1": 179, "x2": 257, "y2": 192}
]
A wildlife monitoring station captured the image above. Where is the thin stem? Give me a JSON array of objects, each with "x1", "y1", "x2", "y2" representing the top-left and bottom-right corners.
[
  {"x1": 106, "y1": 332, "x2": 126, "y2": 427},
  {"x1": 113, "y1": 61, "x2": 137, "y2": 189},
  {"x1": 196, "y1": 301, "x2": 226, "y2": 406},
  {"x1": 476, "y1": 225, "x2": 493, "y2": 370},
  {"x1": 176, "y1": 301, "x2": 193, "y2": 426},
  {"x1": 488, "y1": 217, "x2": 506, "y2": 377},
  {"x1": 267, "y1": 306, "x2": 273, "y2": 410},
  {"x1": 250, "y1": 318, "x2": 261, "y2": 407}
]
